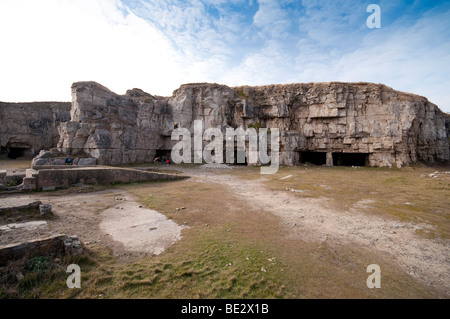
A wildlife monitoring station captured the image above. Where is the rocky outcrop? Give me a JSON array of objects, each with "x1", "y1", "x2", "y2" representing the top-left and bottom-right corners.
[
  {"x1": 30, "y1": 149, "x2": 97, "y2": 167},
  {"x1": 230, "y1": 83, "x2": 449, "y2": 167},
  {"x1": 58, "y1": 82, "x2": 172, "y2": 165},
  {"x1": 56, "y1": 81, "x2": 449, "y2": 168},
  {"x1": 0, "y1": 102, "x2": 71, "y2": 158}
]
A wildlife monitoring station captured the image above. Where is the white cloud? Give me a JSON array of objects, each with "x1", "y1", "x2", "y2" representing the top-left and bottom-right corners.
[
  {"x1": 0, "y1": 0, "x2": 448, "y2": 113},
  {"x1": 0, "y1": 0, "x2": 183, "y2": 101},
  {"x1": 292, "y1": 6, "x2": 450, "y2": 111},
  {"x1": 253, "y1": 0, "x2": 291, "y2": 39}
]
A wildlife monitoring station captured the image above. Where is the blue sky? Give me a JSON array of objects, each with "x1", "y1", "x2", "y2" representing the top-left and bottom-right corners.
[{"x1": 0, "y1": 0, "x2": 449, "y2": 112}]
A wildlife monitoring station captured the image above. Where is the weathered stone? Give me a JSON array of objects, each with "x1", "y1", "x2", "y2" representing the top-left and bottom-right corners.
[
  {"x1": 64, "y1": 235, "x2": 83, "y2": 256},
  {"x1": 0, "y1": 199, "x2": 41, "y2": 214},
  {"x1": 33, "y1": 166, "x2": 185, "y2": 190},
  {"x1": 39, "y1": 204, "x2": 52, "y2": 215},
  {"x1": 0, "y1": 103, "x2": 70, "y2": 159},
  {"x1": 20, "y1": 177, "x2": 36, "y2": 191},
  {"x1": 31, "y1": 158, "x2": 48, "y2": 166},
  {"x1": 0, "y1": 221, "x2": 47, "y2": 232},
  {"x1": 77, "y1": 158, "x2": 97, "y2": 165},
  {"x1": 53, "y1": 81, "x2": 448, "y2": 168},
  {"x1": 4, "y1": 81, "x2": 442, "y2": 168},
  {"x1": 53, "y1": 158, "x2": 65, "y2": 165},
  {"x1": 0, "y1": 234, "x2": 66, "y2": 266},
  {"x1": 25, "y1": 169, "x2": 38, "y2": 178}
]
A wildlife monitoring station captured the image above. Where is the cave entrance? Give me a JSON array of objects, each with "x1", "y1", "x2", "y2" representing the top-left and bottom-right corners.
[
  {"x1": 154, "y1": 149, "x2": 172, "y2": 162},
  {"x1": 332, "y1": 152, "x2": 369, "y2": 166},
  {"x1": 299, "y1": 151, "x2": 327, "y2": 165},
  {"x1": 7, "y1": 147, "x2": 29, "y2": 159}
]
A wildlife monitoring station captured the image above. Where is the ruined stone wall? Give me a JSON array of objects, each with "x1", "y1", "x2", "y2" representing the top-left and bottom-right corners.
[
  {"x1": 56, "y1": 81, "x2": 449, "y2": 167},
  {"x1": 0, "y1": 102, "x2": 71, "y2": 158},
  {"x1": 33, "y1": 167, "x2": 184, "y2": 190}
]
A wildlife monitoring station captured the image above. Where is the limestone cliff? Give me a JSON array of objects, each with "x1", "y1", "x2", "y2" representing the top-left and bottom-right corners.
[
  {"x1": 56, "y1": 81, "x2": 449, "y2": 167},
  {"x1": 0, "y1": 102, "x2": 71, "y2": 158}
]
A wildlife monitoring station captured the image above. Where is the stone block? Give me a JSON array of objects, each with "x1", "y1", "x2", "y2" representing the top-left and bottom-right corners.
[
  {"x1": 39, "y1": 204, "x2": 52, "y2": 215},
  {"x1": 78, "y1": 158, "x2": 97, "y2": 165},
  {"x1": 0, "y1": 235, "x2": 67, "y2": 266},
  {"x1": 21, "y1": 177, "x2": 36, "y2": 191},
  {"x1": 64, "y1": 235, "x2": 84, "y2": 256},
  {"x1": 44, "y1": 81, "x2": 449, "y2": 169},
  {"x1": 25, "y1": 169, "x2": 38, "y2": 178},
  {"x1": 53, "y1": 158, "x2": 65, "y2": 165}
]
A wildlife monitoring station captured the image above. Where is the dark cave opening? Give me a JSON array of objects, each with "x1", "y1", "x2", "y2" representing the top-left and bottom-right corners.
[
  {"x1": 299, "y1": 151, "x2": 327, "y2": 165},
  {"x1": 154, "y1": 149, "x2": 172, "y2": 162},
  {"x1": 332, "y1": 152, "x2": 369, "y2": 166},
  {"x1": 7, "y1": 147, "x2": 27, "y2": 159}
]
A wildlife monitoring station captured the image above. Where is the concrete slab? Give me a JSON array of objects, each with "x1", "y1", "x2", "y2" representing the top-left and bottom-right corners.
[
  {"x1": 100, "y1": 200, "x2": 185, "y2": 255},
  {"x1": 0, "y1": 221, "x2": 47, "y2": 232},
  {"x1": 0, "y1": 196, "x2": 41, "y2": 213}
]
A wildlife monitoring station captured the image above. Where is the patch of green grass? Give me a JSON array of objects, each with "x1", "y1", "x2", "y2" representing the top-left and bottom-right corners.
[
  {"x1": 5, "y1": 179, "x2": 18, "y2": 187},
  {"x1": 0, "y1": 252, "x2": 98, "y2": 299},
  {"x1": 2, "y1": 167, "x2": 447, "y2": 299},
  {"x1": 100, "y1": 230, "x2": 290, "y2": 299},
  {"x1": 235, "y1": 87, "x2": 249, "y2": 99}
]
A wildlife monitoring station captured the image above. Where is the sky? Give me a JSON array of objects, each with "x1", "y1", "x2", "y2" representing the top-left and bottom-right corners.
[{"x1": 0, "y1": 0, "x2": 449, "y2": 112}]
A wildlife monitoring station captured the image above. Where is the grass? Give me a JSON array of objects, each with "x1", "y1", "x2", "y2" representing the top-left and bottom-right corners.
[
  {"x1": 0, "y1": 252, "x2": 97, "y2": 298},
  {"x1": 231, "y1": 164, "x2": 450, "y2": 240},
  {"x1": 235, "y1": 87, "x2": 249, "y2": 99},
  {"x1": 1, "y1": 164, "x2": 447, "y2": 298}
]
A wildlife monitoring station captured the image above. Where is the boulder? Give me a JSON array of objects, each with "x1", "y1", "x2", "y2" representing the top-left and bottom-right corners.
[
  {"x1": 77, "y1": 158, "x2": 97, "y2": 165},
  {"x1": 39, "y1": 204, "x2": 52, "y2": 215},
  {"x1": 64, "y1": 235, "x2": 83, "y2": 256}
]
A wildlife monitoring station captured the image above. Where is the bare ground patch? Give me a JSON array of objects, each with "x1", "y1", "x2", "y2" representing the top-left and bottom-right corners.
[
  {"x1": 184, "y1": 165, "x2": 449, "y2": 297},
  {"x1": 0, "y1": 187, "x2": 185, "y2": 262},
  {"x1": 0, "y1": 164, "x2": 448, "y2": 298}
]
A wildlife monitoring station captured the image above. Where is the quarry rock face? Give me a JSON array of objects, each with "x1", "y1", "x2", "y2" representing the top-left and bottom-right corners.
[
  {"x1": 58, "y1": 82, "x2": 172, "y2": 165},
  {"x1": 0, "y1": 102, "x2": 71, "y2": 158},
  {"x1": 56, "y1": 81, "x2": 449, "y2": 168}
]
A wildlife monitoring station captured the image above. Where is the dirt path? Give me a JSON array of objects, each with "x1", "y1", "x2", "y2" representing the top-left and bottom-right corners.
[{"x1": 186, "y1": 168, "x2": 449, "y2": 296}]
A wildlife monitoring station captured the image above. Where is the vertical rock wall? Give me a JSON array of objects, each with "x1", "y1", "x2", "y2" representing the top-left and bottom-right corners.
[
  {"x1": 58, "y1": 82, "x2": 173, "y2": 165},
  {"x1": 55, "y1": 81, "x2": 449, "y2": 167},
  {"x1": 0, "y1": 102, "x2": 71, "y2": 158}
]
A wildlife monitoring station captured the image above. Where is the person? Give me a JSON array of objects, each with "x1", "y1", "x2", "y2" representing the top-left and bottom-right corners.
[
  {"x1": 65, "y1": 156, "x2": 72, "y2": 165},
  {"x1": 166, "y1": 159, "x2": 170, "y2": 165},
  {"x1": 161, "y1": 155, "x2": 165, "y2": 165}
]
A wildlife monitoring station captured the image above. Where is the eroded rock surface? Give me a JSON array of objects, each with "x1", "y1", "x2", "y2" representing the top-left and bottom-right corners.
[
  {"x1": 55, "y1": 81, "x2": 449, "y2": 167},
  {"x1": 0, "y1": 102, "x2": 71, "y2": 158}
]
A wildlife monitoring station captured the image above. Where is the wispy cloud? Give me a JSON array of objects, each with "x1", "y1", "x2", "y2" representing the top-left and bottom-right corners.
[
  {"x1": 292, "y1": 2, "x2": 450, "y2": 108},
  {"x1": 0, "y1": 0, "x2": 449, "y2": 111},
  {"x1": 0, "y1": 0, "x2": 185, "y2": 99}
]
